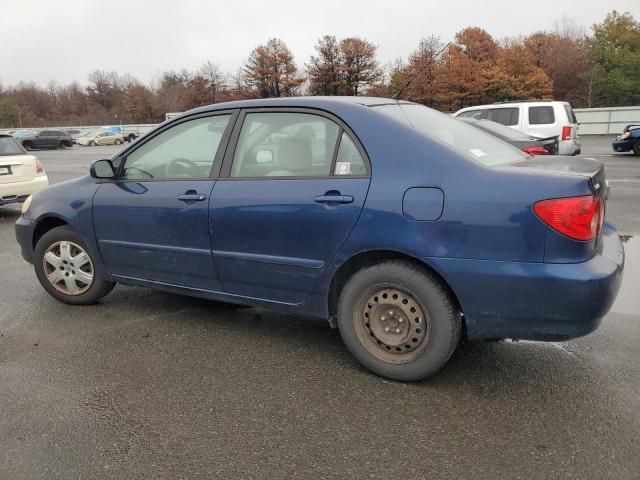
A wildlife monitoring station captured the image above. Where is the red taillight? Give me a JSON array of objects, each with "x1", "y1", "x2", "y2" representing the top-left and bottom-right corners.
[
  {"x1": 522, "y1": 145, "x2": 549, "y2": 155},
  {"x1": 35, "y1": 159, "x2": 44, "y2": 174},
  {"x1": 533, "y1": 195, "x2": 604, "y2": 241},
  {"x1": 561, "y1": 126, "x2": 572, "y2": 141}
]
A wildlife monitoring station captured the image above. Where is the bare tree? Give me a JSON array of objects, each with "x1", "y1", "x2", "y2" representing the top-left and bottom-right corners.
[
  {"x1": 338, "y1": 37, "x2": 382, "y2": 95},
  {"x1": 243, "y1": 38, "x2": 303, "y2": 97}
]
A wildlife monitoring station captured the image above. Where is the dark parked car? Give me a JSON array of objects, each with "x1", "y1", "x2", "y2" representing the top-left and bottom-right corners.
[
  {"x1": 20, "y1": 130, "x2": 73, "y2": 150},
  {"x1": 612, "y1": 124, "x2": 640, "y2": 155},
  {"x1": 15, "y1": 97, "x2": 624, "y2": 381},
  {"x1": 461, "y1": 117, "x2": 559, "y2": 155}
]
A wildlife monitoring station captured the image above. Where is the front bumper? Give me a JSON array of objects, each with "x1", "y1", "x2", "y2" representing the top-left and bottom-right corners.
[
  {"x1": 612, "y1": 138, "x2": 634, "y2": 152},
  {"x1": 15, "y1": 215, "x2": 37, "y2": 263},
  {"x1": 427, "y1": 224, "x2": 625, "y2": 341},
  {"x1": 0, "y1": 175, "x2": 49, "y2": 205}
]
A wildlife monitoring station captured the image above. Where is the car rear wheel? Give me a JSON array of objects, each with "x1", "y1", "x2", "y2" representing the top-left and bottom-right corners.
[
  {"x1": 23, "y1": 142, "x2": 32, "y2": 150},
  {"x1": 58, "y1": 141, "x2": 67, "y2": 149},
  {"x1": 633, "y1": 140, "x2": 640, "y2": 156},
  {"x1": 115, "y1": 139, "x2": 122, "y2": 145},
  {"x1": 89, "y1": 140, "x2": 96, "y2": 147},
  {"x1": 337, "y1": 260, "x2": 460, "y2": 381},
  {"x1": 34, "y1": 226, "x2": 115, "y2": 305}
]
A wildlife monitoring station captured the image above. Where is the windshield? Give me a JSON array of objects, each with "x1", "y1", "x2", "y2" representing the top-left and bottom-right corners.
[
  {"x1": 374, "y1": 103, "x2": 529, "y2": 166},
  {"x1": 0, "y1": 136, "x2": 26, "y2": 155},
  {"x1": 13, "y1": 129, "x2": 35, "y2": 138}
]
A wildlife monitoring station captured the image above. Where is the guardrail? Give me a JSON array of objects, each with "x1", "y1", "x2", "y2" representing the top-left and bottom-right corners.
[{"x1": 574, "y1": 106, "x2": 640, "y2": 135}]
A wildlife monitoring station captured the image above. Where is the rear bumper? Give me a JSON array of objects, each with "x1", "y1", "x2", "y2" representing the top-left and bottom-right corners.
[
  {"x1": 15, "y1": 215, "x2": 37, "y2": 263},
  {"x1": 426, "y1": 224, "x2": 624, "y2": 341},
  {"x1": 558, "y1": 139, "x2": 581, "y2": 156},
  {"x1": 612, "y1": 138, "x2": 634, "y2": 152},
  {"x1": 0, "y1": 175, "x2": 49, "y2": 205}
]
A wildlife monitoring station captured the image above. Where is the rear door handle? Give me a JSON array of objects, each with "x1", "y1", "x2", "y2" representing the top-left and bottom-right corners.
[
  {"x1": 314, "y1": 195, "x2": 354, "y2": 204},
  {"x1": 177, "y1": 193, "x2": 207, "y2": 202}
]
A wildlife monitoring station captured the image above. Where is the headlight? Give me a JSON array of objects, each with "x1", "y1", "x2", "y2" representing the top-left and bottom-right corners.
[
  {"x1": 621, "y1": 132, "x2": 631, "y2": 139},
  {"x1": 21, "y1": 195, "x2": 32, "y2": 214}
]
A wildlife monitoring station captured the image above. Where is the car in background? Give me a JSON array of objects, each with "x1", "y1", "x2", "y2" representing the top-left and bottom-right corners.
[
  {"x1": 454, "y1": 101, "x2": 580, "y2": 155},
  {"x1": 461, "y1": 117, "x2": 558, "y2": 155},
  {"x1": 19, "y1": 130, "x2": 74, "y2": 150},
  {"x1": 12, "y1": 129, "x2": 38, "y2": 139},
  {"x1": 15, "y1": 97, "x2": 623, "y2": 382},
  {"x1": 65, "y1": 129, "x2": 84, "y2": 143},
  {"x1": 612, "y1": 124, "x2": 640, "y2": 155},
  {"x1": 0, "y1": 134, "x2": 48, "y2": 206},
  {"x1": 76, "y1": 130, "x2": 124, "y2": 146}
]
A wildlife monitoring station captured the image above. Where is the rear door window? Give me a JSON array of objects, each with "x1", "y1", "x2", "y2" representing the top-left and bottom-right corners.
[
  {"x1": 486, "y1": 108, "x2": 519, "y2": 126},
  {"x1": 230, "y1": 112, "x2": 340, "y2": 178},
  {"x1": 529, "y1": 106, "x2": 555, "y2": 125}
]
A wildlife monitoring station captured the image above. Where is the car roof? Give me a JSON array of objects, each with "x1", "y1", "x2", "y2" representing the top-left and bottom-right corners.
[
  {"x1": 455, "y1": 100, "x2": 570, "y2": 114},
  {"x1": 186, "y1": 96, "x2": 415, "y2": 116}
]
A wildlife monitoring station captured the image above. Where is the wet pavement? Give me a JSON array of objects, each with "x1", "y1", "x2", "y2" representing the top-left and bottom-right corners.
[{"x1": 0, "y1": 139, "x2": 639, "y2": 479}]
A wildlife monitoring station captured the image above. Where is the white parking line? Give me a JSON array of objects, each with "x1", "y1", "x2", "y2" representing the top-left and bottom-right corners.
[{"x1": 609, "y1": 179, "x2": 640, "y2": 183}]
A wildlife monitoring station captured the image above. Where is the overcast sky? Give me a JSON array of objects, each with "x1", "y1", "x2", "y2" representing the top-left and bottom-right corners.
[{"x1": 1, "y1": 0, "x2": 638, "y2": 87}]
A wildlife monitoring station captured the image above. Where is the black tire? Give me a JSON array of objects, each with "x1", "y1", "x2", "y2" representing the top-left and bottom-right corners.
[
  {"x1": 115, "y1": 139, "x2": 122, "y2": 145},
  {"x1": 23, "y1": 142, "x2": 32, "y2": 151},
  {"x1": 633, "y1": 140, "x2": 640, "y2": 156},
  {"x1": 89, "y1": 140, "x2": 96, "y2": 147},
  {"x1": 33, "y1": 226, "x2": 115, "y2": 305},
  {"x1": 58, "y1": 141, "x2": 66, "y2": 149},
  {"x1": 337, "y1": 260, "x2": 460, "y2": 381},
  {"x1": 127, "y1": 134, "x2": 135, "y2": 142}
]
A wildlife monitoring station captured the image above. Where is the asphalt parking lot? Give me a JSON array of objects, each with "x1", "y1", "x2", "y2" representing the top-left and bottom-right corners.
[{"x1": 1, "y1": 137, "x2": 639, "y2": 479}]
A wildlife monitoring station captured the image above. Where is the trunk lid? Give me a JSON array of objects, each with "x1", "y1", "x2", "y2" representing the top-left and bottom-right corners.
[
  {"x1": 498, "y1": 156, "x2": 608, "y2": 263},
  {"x1": 0, "y1": 154, "x2": 37, "y2": 184},
  {"x1": 504, "y1": 155, "x2": 606, "y2": 197}
]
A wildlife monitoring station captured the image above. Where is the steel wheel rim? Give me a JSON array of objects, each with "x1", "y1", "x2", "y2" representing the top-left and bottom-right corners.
[
  {"x1": 354, "y1": 286, "x2": 430, "y2": 364},
  {"x1": 42, "y1": 241, "x2": 94, "y2": 295}
]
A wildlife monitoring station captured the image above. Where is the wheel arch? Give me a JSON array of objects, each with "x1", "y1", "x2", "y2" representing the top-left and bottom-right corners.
[
  {"x1": 327, "y1": 250, "x2": 464, "y2": 330},
  {"x1": 33, "y1": 216, "x2": 70, "y2": 249}
]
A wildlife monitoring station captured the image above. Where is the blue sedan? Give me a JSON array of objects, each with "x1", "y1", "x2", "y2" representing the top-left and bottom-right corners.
[{"x1": 15, "y1": 97, "x2": 624, "y2": 381}]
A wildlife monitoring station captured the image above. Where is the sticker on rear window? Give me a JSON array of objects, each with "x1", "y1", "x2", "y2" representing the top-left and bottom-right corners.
[{"x1": 469, "y1": 149, "x2": 487, "y2": 157}]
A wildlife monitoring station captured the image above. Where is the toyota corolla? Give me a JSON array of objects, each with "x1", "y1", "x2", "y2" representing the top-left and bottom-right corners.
[{"x1": 15, "y1": 97, "x2": 624, "y2": 381}]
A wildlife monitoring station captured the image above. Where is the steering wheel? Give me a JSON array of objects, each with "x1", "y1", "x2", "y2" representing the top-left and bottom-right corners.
[{"x1": 166, "y1": 158, "x2": 202, "y2": 177}]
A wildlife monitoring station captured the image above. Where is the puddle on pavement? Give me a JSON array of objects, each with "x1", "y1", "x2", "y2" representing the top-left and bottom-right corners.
[{"x1": 611, "y1": 235, "x2": 639, "y2": 315}]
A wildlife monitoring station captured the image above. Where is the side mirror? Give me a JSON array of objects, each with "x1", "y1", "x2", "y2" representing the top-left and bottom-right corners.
[
  {"x1": 90, "y1": 159, "x2": 116, "y2": 179},
  {"x1": 255, "y1": 150, "x2": 274, "y2": 164}
]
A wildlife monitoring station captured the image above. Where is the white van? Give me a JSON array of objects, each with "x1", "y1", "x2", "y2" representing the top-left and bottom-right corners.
[{"x1": 453, "y1": 101, "x2": 580, "y2": 155}]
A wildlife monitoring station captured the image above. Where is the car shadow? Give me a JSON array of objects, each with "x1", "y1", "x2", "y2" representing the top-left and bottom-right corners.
[
  {"x1": 0, "y1": 206, "x2": 21, "y2": 224},
  {"x1": 101, "y1": 287, "x2": 593, "y2": 391}
]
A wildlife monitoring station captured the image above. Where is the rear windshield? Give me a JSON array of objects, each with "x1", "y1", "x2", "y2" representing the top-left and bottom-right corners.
[
  {"x1": 563, "y1": 104, "x2": 577, "y2": 124},
  {"x1": 374, "y1": 103, "x2": 528, "y2": 167},
  {"x1": 0, "y1": 136, "x2": 26, "y2": 156}
]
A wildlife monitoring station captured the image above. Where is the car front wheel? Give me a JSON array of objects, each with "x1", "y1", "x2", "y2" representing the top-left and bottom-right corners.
[
  {"x1": 633, "y1": 140, "x2": 640, "y2": 156},
  {"x1": 337, "y1": 260, "x2": 460, "y2": 381},
  {"x1": 34, "y1": 226, "x2": 115, "y2": 305}
]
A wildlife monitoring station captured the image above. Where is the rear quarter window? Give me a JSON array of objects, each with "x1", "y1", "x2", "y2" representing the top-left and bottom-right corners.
[{"x1": 529, "y1": 106, "x2": 555, "y2": 125}]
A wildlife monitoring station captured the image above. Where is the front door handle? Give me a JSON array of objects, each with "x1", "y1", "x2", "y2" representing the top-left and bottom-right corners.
[
  {"x1": 314, "y1": 194, "x2": 354, "y2": 204},
  {"x1": 177, "y1": 193, "x2": 207, "y2": 202}
]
